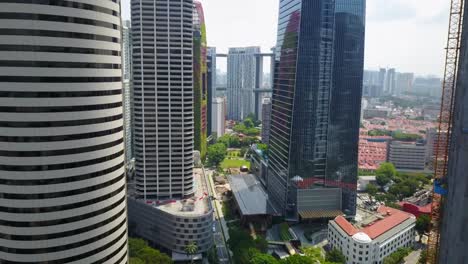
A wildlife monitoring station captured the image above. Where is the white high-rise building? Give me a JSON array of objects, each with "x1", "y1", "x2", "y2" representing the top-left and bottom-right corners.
[
  {"x1": 0, "y1": 1, "x2": 127, "y2": 263},
  {"x1": 212, "y1": 97, "x2": 226, "y2": 138},
  {"x1": 227, "y1": 47, "x2": 260, "y2": 120},
  {"x1": 122, "y1": 21, "x2": 133, "y2": 165},
  {"x1": 128, "y1": 1, "x2": 214, "y2": 258},
  {"x1": 131, "y1": 0, "x2": 194, "y2": 200},
  {"x1": 122, "y1": 20, "x2": 132, "y2": 81}
]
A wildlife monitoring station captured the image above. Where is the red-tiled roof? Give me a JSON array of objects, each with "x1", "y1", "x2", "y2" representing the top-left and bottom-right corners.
[
  {"x1": 335, "y1": 216, "x2": 358, "y2": 236},
  {"x1": 333, "y1": 206, "x2": 414, "y2": 240},
  {"x1": 362, "y1": 207, "x2": 413, "y2": 239},
  {"x1": 399, "y1": 202, "x2": 432, "y2": 217}
]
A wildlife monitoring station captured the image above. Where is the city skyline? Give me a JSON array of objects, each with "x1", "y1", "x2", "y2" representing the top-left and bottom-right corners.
[{"x1": 121, "y1": 0, "x2": 449, "y2": 76}]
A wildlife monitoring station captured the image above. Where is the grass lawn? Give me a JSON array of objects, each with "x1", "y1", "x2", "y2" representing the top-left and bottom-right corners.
[{"x1": 221, "y1": 158, "x2": 250, "y2": 169}]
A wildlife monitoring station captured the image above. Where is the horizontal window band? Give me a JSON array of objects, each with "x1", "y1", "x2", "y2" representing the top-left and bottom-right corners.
[
  {"x1": 2, "y1": 240, "x2": 127, "y2": 264},
  {"x1": 0, "y1": 173, "x2": 125, "y2": 200},
  {"x1": 0, "y1": 29, "x2": 119, "y2": 43},
  {"x1": 0, "y1": 76, "x2": 121, "y2": 83},
  {"x1": 0, "y1": 161, "x2": 124, "y2": 186},
  {"x1": 0, "y1": 0, "x2": 119, "y2": 17},
  {"x1": 0, "y1": 113, "x2": 122, "y2": 128},
  {"x1": 0, "y1": 102, "x2": 122, "y2": 113},
  {"x1": 0, "y1": 126, "x2": 123, "y2": 142},
  {"x1": 0, "y1": 61, "x2": 121, "y2": 69},
  {"x1": 0, "y1": 150, "x2": 124, "y2": 171},
  {"x1": 94, "y1": 247, "x2": 127, "y2": 264},
  {"x1": 0, "y1": 195, "x2": 125, "y2": 227},
  {"x1": 0, "y1": 138, "x2": 123, "y2": 157},
  {"x1": 0, "y1": 90, "x2": 121, "y2": 98},
  {"x1": 0, "y1": 45, "x2": 119, "y2": 56},
  {"x1": 0, "y1": 207, "x2": 126, "y2": 241},
  {"x1": 0, "y1": 184, "x2": 125, "y2": 213},
  {"x1": 0, "y1": 12, "x2": 118, "y2": 30},
  {"x1": 0, "y1": 219, "x2": 126, "y2": 255}
]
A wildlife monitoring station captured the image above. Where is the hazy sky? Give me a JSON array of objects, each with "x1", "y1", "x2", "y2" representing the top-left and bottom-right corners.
[{"x1": 122, "y1": 0, "x2": 449, "y2": 76}]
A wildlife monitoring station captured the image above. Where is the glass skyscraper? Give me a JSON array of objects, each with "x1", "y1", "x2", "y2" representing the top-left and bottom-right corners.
[
  {"x1": 327, "y1": 0, "x2": 366, "y2": 216},
  {"x1": 268, "y1": 0, "x2": 365, "y2": 219}
]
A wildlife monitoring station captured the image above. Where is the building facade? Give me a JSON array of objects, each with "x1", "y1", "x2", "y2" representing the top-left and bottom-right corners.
[
  {"x1": 124, "y1": 80, "x2": 134, "y2": 164},
  {"x1": 211, "y1": 97, "x2": 226, "y2": 138},
  {"x1": 384, "y1": 68, "x2": 396, "y2": 95},
  {"x1": 395, "y1": 72, "x2": 414, "y2": 97},
  {"x1": 123, "y1": 20, "x2": 132, "y2": 81},
  {"x1": 387, "y1": 141, "x2": 426, "y2": 171},
  {"x1": 123, "y1": 20, "x2": 134, "y2": 164},
  {"x1": 128, "y1": 171, "x2": 214, "y2": 257},
  {"x1": 227, "y1": 46, "x2": 260, "y2": 120},
  {"x1": 132, "y1": 0, "x2": 195, "y2": 199},
  {"x1": 0, "y1": 1, "x2": 128, "y2": 262},
  {"x1": 261, "y1": 97, "x2": 272, "y2": 144},
  {"x1": 193, "y1": 1, "x2": 208, "y2": 160},
  {"x1": 439, "y1": 3, "x2": 468, "y2": 261},
  {"x1": 207, "y1": 47, "x2": 217, "y2": 136},
  {"x1": 327, "y1": 0, "x2": 366, "y2": 216},
  {"x1": 267, "y1": 0, "x2": 365, "y2": 220},
  {"x1": 328, "y1": 206, "x2": 416, "y2": 264}
]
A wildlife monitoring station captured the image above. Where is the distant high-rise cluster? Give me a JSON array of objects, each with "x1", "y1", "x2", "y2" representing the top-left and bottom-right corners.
[
  {"x1": 268, "y1": 0, "x2": 366, "y2": 220},
  {"x1": 227, "y1": 47, "x2": 260, "y2": 121},
  {"x1": 363, "y1": 68, "x2": 441, "y2": 98}
]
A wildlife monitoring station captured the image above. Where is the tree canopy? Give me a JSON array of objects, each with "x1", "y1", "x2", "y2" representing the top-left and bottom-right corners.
[
  {"x1": 415, "y1": 215, "x2": 431, "y2": 236},
  {"x1": 383, "y1": 247, "x2": 412, "y2": 264},
  {"x1": 366, "y1": 183, "x2": 379, "y2": 201},
  {"x1": 207, "y1": 143, "x2": 227, "y2": 167},
  {"x1": 376, "y1": 162, "x2": 397, "y2": 188},
  {"x1": 326, "y1": 248, "x2": 346, "y2": 263},
  {"x1": 128, "y1": 238, "x2": 173, "y2": 264}
]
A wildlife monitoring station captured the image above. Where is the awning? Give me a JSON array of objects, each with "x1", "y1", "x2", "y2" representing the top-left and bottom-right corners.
[{"x1": 298, "y1": 210, "x2": 343, "y2": 219}]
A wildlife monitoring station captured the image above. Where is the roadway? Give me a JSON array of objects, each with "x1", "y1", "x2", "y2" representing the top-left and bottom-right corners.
[{"x1": 202, "y1": 167, "x2": 231, "y2": 264}]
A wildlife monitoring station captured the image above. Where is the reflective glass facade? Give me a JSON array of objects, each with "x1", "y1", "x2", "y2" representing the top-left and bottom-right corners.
[
  {"x1": 327, "y1": 0, "x2": 366, "y2": 216},
  {"x1": 268, "y1": 0, "x2": 365, "y2": 217}
]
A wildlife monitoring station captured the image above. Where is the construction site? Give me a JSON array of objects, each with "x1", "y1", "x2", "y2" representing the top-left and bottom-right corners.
[{"x1": 426, "y1": 0, "x2": 468, "y2": 263}]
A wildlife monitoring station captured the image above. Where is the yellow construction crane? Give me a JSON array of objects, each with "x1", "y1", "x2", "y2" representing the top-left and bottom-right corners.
[{"x1": 426, "y1": 0, "x2": 464, "y2": 263}]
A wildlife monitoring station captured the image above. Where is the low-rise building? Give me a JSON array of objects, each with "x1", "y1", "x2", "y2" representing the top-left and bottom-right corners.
[
  {"x1": 388, "y1": 141, "x2": 426, "y2": 171},
  {"x1": 425, "y1": 128, "x2": 448, "y2": 163},
  {"x1": 328, "y1": 206, "x2": 416, "y2": 264},
  {"x1": 228, "y1": 174, "x2": 279, "y2": 226},
  {"x1": 363, "y1": 108, "x2": 390, "y2": 119},
  {"x1": 128, "y1": 171, "x2": 214, "y2": 260},
  {"x1": 358, "y1": 137, "x2": 388, "y2": 171},
  {"x1": 357, "y1": 176, "x2": 377, "y2": 192}
]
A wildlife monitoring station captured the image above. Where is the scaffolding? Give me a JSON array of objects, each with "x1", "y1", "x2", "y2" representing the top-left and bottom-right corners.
[{"x1": 426, "y1": 0, "x2": 465, "y2": 263}]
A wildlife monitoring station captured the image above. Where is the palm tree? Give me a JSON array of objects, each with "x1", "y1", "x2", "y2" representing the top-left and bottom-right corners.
[{"x1": 185, "y1": 242, "x2": 198, "y2": 264}]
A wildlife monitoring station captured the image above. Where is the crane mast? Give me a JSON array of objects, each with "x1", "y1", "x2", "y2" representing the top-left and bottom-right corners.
[{"x1": 426, "y1": 0, "x2": 464, "y2": 263}]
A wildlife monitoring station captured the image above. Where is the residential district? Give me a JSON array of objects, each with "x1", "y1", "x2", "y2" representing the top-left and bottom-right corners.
[{"x1": 0, "y1": 0, "x2": 467, "y2": 264}]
